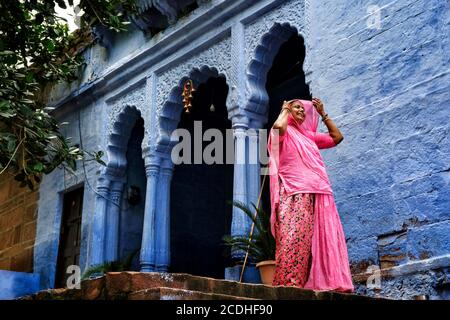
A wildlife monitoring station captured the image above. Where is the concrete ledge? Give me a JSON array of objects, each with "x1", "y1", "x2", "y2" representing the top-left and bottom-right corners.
[{"x1": 0, "y1": 270, "x2": 40, "y2": 300}]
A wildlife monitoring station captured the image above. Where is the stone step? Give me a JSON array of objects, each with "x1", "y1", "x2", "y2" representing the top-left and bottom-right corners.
[
  {"x1": 23, "y1": 272, "x2": 378, "y2": 300},
  {"x1": 128, "y1": 287, "x2": 257, "y2": 300},
  {"x1": 101, "y1": 272, "x2": 374, "y2": 300}
]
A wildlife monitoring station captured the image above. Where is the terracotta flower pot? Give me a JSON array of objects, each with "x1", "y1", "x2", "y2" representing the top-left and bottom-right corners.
[{"x1": 256, "y1": 260, "x2": 276, "y2": 285}]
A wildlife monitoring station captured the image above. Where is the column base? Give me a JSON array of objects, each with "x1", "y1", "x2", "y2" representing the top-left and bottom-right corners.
[
  {"x1": 140, "y1": 263, "x2": 155, "y2": 272},
  {"x1": 224, "y1": 265, "x2": 261, "y2": 284},
  {"x1": 155, "y1": 265, "x2": 169, "y2": 272}
]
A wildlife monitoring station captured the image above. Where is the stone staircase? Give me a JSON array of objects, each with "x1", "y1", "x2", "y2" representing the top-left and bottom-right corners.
[{"x1": 22, "y1": 272, "x2": 375, "y2": 300}]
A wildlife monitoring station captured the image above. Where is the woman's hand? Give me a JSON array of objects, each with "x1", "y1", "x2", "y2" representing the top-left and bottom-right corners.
[
  {"x1": 281, "y1": 100, "x2": 292, "y2": 113},
  {"x1": 312, "y1": 97, "x2": 344, "y2": 145},
  {"x1": 312, "y1": 97, "x2": 326, "y2": 117},
  {"x1": 272, "y1": 100, "x2": 293, "y2": 136}
]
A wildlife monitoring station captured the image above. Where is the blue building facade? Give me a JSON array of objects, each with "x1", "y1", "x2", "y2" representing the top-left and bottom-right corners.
[{"x1": 32, "y1": 0, "x2": 449, "y2": 299}]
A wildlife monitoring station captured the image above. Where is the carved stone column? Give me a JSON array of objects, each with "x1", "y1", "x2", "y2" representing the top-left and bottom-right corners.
[
  {"x1": 247, "y1": 127, "x2": 261, "y2": 209},
  {"x1": 90, "y1": 177, "x2": 111, "y2": 266},
  {"x1": 231, "y1": 124, "x2": 250, "y2": 260},
  {"x1": 140, "y1": 153, "x2": 161, "y2": 272},
  {"x1": 105, "y1": 180, "x2": 124, "y2": 262},
  {"x1": 155, "y1": 158, "x2": 174, "y2": 272}
]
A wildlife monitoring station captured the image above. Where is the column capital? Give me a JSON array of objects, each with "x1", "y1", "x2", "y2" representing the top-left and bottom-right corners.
[
  {"x1": 96, "y1": 176, "x2": 111, "y2": 193},
  {"x1": 110, "y1": 180, "x2": 124, "y2": 192},
  {"x1": 233, "y1": 127, "x2": 248, "y2": 139},
  {"x1": 143, "y1": 153, "x2": 162, "y2": 178},
  {"x1": 145, "y1": 164, "x2": 160, "y2": 178},
  {"x1": 109, "y1": 184, "x2": 123, "y2": 206},
  {"x1": 231, "y1": 113, "x2": 249, "y2": 130},
  {"x1": 142, "y1": 145, "x2": 157, "y2": 159},
  {"x1": 246, "y1": 128, "x2": 260, "y2": 138},
  {"x1": 232, "y1": 123, "x2": 249, "y2": 131},
  {"x1": 160, "y1": 158, "x2": 174, "y2": 176}
]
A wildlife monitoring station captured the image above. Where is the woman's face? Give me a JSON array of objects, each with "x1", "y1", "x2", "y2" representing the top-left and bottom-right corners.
[{"x1": 290, "y1": 101, "x2": 306, "y2": 124}]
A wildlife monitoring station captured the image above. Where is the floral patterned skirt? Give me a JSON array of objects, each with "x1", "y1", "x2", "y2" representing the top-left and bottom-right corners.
[{"x1": 272, "y1": 179, "x2": 315, "y2": 287}]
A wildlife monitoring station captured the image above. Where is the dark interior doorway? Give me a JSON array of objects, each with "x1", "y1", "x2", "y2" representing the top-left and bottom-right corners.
[
  {"x1": 170, "y1": 76, "x2": 234, "y2": 278},
  {"x1": 55, "y1": 186, "x2": 84, "y2": 288},
  {"x1": 261, "y1": 33, "x2": 311, "y2": 218},
  {"x1": 119, "y1": 117, "x2": 146, "y2": 270}
]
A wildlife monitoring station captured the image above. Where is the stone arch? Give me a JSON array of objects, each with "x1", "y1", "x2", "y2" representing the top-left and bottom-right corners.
[
  {"x1": 245, "y1": 22, "x2": 309, "y2": 121},
  {"x1": 105, "y1": 105, "x2": 143, "y2": 180},
  {"x1": 155, "y1": 65, "x2": 228, "y2": 154},
  {"x1": 90, "y1": 104, "x2": 147, "y2": 267},
  {"x1": 158, "y1": 64, "x2": 234, "y2": 277}
]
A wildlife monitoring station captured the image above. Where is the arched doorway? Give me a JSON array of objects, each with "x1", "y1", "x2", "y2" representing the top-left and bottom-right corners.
[
  {"x1": 261, "y1": 32, "x2": 311, "y2": 218},
  {"x1": 119, "y1": 117, "x2": 146, "y2": 270},
  {"x1": 170, "y1": 76, "x2": 234, "y2": 278},
  {"x1": 91, "y1": 106, "x2": 147, "y2": 268}
]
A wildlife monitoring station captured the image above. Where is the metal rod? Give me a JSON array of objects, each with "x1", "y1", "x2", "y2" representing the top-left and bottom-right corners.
[{"x1": 239, "y1": 171, "x2": 268, "y2": 283}]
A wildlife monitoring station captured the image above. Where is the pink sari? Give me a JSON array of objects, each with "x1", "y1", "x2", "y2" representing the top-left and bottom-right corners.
[{"x1": 268, "y1": 100, "x2": 354, "y2": 292}]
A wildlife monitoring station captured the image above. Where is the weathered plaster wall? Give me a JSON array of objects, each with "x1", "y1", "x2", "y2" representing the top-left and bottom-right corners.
[
  {"x1": 34, "y1": 99, "x2": 104, "y2": 289},
  {"x1": 308, "y1": 0, "x2": 450, "y2": 299}
]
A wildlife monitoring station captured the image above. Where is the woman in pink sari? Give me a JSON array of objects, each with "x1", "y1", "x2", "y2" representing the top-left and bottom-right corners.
[{"x1": 268, "y1": 97, "x2": 354, "y2": 292}]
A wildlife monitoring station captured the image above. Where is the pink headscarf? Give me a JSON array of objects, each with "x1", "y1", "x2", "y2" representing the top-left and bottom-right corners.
[
  {"x1": 267, "y1": 99, "x2": 354, "y2": 292},
  {"x1": 268, "y1": 99, "x2": 333, "y2": 234}
]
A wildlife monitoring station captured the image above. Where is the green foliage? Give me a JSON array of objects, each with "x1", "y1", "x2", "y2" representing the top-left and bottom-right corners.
[
  {"x1": 81, "y1": 249, "x2": 139, "y2": 280},
  {"x1": 77, "y1": 0, "x2": 137, "y2": 32},
  {"x1": 0, "y1": 1, "x2": 137, "y2": 189},
  {"x1": 223, "y1": 201, "x2": 276, "y2": 263}
]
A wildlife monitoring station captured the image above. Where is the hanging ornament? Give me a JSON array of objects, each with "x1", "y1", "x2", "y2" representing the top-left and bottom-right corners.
[
  {"x1": 209, "y1": 80, "x2": 215, "y2": 112},
  {"x1": 182, "y1": 79, "x2": 195, "y2": 113}
]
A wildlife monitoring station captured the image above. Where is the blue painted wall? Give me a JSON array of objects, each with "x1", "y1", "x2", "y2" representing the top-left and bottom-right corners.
[
  {"x1": 309, "y1": 0, "x2": 450, "y2": 299},
  {"x1": 0, "y1": 270, "x2": 40, "y2": 300},
  {"x1": 32, "y1": 0, "x2": 450, "y2": 299}
]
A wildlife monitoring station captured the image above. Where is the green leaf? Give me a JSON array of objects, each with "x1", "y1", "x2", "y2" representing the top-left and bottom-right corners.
[
  {"x1": 0, "y1": 100, "x2": 11, "y2": 109},
  {"x1": 25, "y1": 72, "x2": 34, "y2": 83},
  {"x1": 33, "y1": 162, "x2": 44, "y2": 172},
  {"x1": 0, "y1": 50, "x2": 15, "y2": 56},
  {"x1": 43, "y1": 39, "x2": 55, "y2": 52},
  {"x1": 0, "y1": 0, "x2": 139, "y2": 189},
  {"x1": 222, "y1": 201, "x2": 276, "y2": 262},
  {"x1": 7, "y1": 139, "x2": 16, "y2": 153},
  {"x1": 0, "y1": 111, "x2": 16, "y2": 118}
]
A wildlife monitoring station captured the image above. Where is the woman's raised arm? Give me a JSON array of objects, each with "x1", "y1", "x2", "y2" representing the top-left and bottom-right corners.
[
  {"x1": 312, "y1": 97, "x2": 344, "y2": 145},
  {"x1": 272, "y1": 101, "x2": 292, "y2": 136}
]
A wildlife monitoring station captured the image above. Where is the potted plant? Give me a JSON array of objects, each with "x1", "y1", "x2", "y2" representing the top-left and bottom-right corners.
[
  {"x1": 223, "y1": 201, "x2": 276, "y2": 285},
  {"x1": 81, "y1": 250, "x2": 139, "y2": 280}
]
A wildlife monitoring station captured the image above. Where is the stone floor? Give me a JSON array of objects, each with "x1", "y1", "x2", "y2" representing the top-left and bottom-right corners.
[{"x1": 21, "y1": 272, "x2": 380, "y2": 300}]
